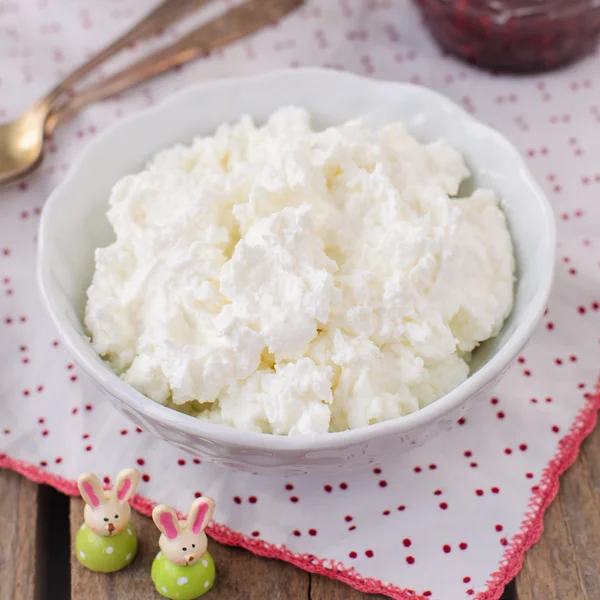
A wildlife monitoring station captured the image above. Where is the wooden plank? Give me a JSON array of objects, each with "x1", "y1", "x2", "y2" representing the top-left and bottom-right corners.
[
  {"x1": 514, "y1": 423, "x2": 600, "y2": 600},
  {"x1": 310, "y1": 572, "x2": 385, "y2": 599},
  {"x1": 0, "y1": 468, "x2": 42, "y2": 600},
  {"x1": 70, "y1": 496, "x2": 309, "y2": 599}
]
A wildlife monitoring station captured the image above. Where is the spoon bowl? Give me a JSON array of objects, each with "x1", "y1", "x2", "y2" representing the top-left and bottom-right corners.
[{"x1": 0, "y1": 102, "x2": 49, "y2": 186}]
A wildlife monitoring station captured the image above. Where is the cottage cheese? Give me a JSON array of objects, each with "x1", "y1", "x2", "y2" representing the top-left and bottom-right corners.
[{"x1": 85, "y1": 107, "x2": 514, "y2": 435}]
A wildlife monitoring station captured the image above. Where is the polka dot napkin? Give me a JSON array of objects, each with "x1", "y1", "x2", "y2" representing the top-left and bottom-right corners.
[{"x1": 1, "y1": 2, "x2": 599, "y2": 599}]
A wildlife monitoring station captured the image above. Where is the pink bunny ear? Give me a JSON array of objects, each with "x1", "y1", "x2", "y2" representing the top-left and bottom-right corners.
[
  {"x1": 114, "y1": 468, "x2": 140, "y2": 504},
  {"x1": 152, "y1": 505, "x2": 180, "y2": 540},
  {"x1": 77, "y1": 472, "x2": 105, "y2": 508},
  {"x1": 188, "y1": 496, "x2": 215, "y2": 535}
]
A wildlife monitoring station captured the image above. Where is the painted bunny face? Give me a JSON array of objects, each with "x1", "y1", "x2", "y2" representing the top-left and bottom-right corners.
[
  {"x1": 77, "y1": 468, "x2": 140, "y2": 537},
  {"x1": 152, "y1": 497, "x2": 215, "y2": 566}
]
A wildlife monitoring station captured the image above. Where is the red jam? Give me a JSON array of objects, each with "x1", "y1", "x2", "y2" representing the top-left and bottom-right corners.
[{"x1": 415, "y1": 0, "x2": 600, "y2": 72}]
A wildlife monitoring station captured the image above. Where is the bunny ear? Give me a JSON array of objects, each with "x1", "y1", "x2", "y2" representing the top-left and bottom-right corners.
[
  {"x1": 114, "y1": 468, "x2": 140, "y2": 504},
  {"x1": 77, "y1": 472, "x2": 105, "y2": 508},
  {"x1": 152, "y1": 505, "x2": 181, "y2": 540},
  {"x1": 187, "y1": 496, "x2": 215, "y2": 535}
]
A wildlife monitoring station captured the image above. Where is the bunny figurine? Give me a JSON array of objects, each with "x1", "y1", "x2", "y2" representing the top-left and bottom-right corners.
[
  {"x1": 75, "y1": 467, "x2": 140, "y2": 573},
  {"x1": 151, "y1": 496, "x2": 216, "y2": 599}
]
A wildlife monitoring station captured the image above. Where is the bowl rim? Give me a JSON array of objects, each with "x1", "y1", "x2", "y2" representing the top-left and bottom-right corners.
[{"x1": 37, "y1": 67, "x2": 556, "y2": 452}]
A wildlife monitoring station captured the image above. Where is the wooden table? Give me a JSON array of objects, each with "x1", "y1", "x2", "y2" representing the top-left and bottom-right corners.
[{"x1": 3, "y1": 422, "x2": 600, "y2": 600}]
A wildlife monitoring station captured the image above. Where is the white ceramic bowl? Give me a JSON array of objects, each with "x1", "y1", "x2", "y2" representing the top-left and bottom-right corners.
[{"x1": 38, "y1": 69, "x2": 555, "y2": 475}]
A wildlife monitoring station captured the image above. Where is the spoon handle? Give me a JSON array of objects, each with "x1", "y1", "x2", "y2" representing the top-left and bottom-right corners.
[
  {"x1": 44, "y1": 0, "x2": 214, "y2": 108},
  {"x1": 45, "y1": 0, "x2": 302, "y2": 134}
]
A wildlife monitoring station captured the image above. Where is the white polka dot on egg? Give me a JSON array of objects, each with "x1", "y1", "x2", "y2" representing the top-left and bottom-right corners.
[{"x1": 177, "y1": 576, "x2": 188, "y2": 586}]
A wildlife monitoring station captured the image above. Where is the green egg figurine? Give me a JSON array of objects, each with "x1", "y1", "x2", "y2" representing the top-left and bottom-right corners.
[
  {"x1": 151, "y1": 496, "x2": 216, "y2": 599},
  {"x1": 75, "y1": 468, "x2": 140, "y2": 573}
]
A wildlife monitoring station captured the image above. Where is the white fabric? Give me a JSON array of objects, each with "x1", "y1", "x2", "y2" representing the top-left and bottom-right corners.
[{"x1": 1, "y1": 2, "x2": 599, "y2": 599}]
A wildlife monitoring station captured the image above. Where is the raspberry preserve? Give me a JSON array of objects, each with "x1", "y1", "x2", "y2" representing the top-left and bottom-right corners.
[{"x1": 415, "y1": 0, "x2": 600, "y2": 72}]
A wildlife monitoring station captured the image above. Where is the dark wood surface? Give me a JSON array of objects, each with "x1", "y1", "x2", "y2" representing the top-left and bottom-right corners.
[{"x1": 8, "y1": 418, "x2": 600, "y2": 600}]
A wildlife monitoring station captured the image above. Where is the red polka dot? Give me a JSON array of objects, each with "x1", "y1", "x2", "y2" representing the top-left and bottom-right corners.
[
  {"x1": 555, "y1": 358, "x2": 563, "y2": 365},
  {"x1": 434, "y1": 489, "x2": 442, "y2": 495},
  {"x1": 500, "y1": 537, "x2": 508, "y2": 546},
  {"x1": 429, "y1": 464, "x2": 437, "y2": 470},
  {"x1": 285, "y1": 483, "x2": 294, "y2": 491},
  {"x1": 38, "y1": 417, "x2": 45, "y2": 424},
  {"x1": 459, "y1": 542, "x2": 468, "y2": 550},
  {"x1": 467, "y1": 590, "x2": 474, "y2": 596},
  {"x1": 194, "y1": 492, "x2": 202, "y2": 498},
  {"x1": 526, "y1": 472, "x2": 534, "y2": 479},
  {"x1": 491, "y1": 487, "x2": 500, "y2": 494},
  {"x1": 42, "y1": 430, "x2": 49, "y2": 436},
  {"x1": 85, "y1": 445, "x2": 92, "y2": 452},
  {"x1": 290, "y1": 496, "x2": 299, "y2": 503},
  {"x1": 324, "y1": 485, "x2": 332, "y2": 493},
  {"x1": 120, "y1": 429, "x2": 128, "y2": 435},
  {"x1": 103, "y1": 476, "x2": 110, "y2": 485},
  {"x1": 504, "y1": 448, "x2": 513, "y2": 455},
  {"x1": 40, "y1": 461, "x2": 47, "y2": 467},
  {"x1": 578, "y1": 306, "x2": 586, "y2": 314},
  {"x1": 524, "y1": 369, "x2": 532, "y2": 376},
  {"x1": 476, "y1": 489, "x2": 484, "y2": 496},
  {"x1": 403, "y1": 538, "x2": 412, "y2": 547},
  {"x1": 379, "y1": 480, "x2": 388, "y2": 487},
  {"x1": 397, "y1": 505, "x2": 406, "y2": 511},
  {"x1": 592, "y1": 302, "x2": 599, "y2": 311},
  {"x1": 142, "y1": 474, "x2": 150, "y2": 482},
  {"x1": 348, "y1": 525, "x2": 356, "y2": 531},
  {"x1": 251, "y1": 531, "x2": 260, "y2": 537},
  {"x1": 373, "y1": 467, "x2": 382, "y2": 474},
  {"x1": 85, "y1": 404, "x2": 93, "y2": 411},
  {"x1": 414, "y1": 466, "x2": 422, "y2": 473},
  {"x1": 382, "y1": 510, "x2": 390, "y2": 515},
  {"x1": 71, "y1": 408, "x2": 78, "y2": 415},
  {"x1": 136, "y1": 427, "x2": 143, "y2": 433},
  {"x1": 177, "y1": 459, "x2": 185, "y2": 466},
  {"x1": 82, "y1": 433, "x2": 89, "y2": 439},
  {"x1": 193, "y1": 458, "x2": 200, "y2": 464},
  {"x1": 349, "y1": 551, "x2": 357, "y2": 558},
  {"x1": 463, "y1": 576, "x2": 471, "y2": 583},
  {"x1": 293, "y1": 530, "x2": 301, "y2": 536},
  {"x1": 70, "y1": 375, "x2": 78, "y2": 382},
  {"x1": 546, "y1": 322, "x2": 554, "y2": 330},
  {"x1": 309, "y1": 529, "x2": 317, "y2": 536},
  {"x1": 136, "y1": 458, "x2": 145, "y2": 466},
  {"x1": 339, "y1": 482, "x2": 348, "y2": 490},
  {"x1": 464, "y1": 450, "x2": 472, "y2": 457},
  {"x1": 470, "y1": 462, "x2": 478, "y2": 468},
  {"x1": 443, "y1": 544, "x2": 451, "y2": 553},
  {"x1": 530, "y1": 397, "x2": 538, "y2": 403},
  {"x1": 519, "y1": 443, "x2": 528, "y2": 451},
  {"x1": 345, "y1": 515, "x2": 353, "y2": 522},
  {"x1": 36, "y1": 385, "x2": 43, "y2": 392},
  {"x1": 569, "y1": 354, "x2": 578, "y2": 362},
  {"x1": 552, "y1": 425, "x2": 560, "y2": 433},
  {"x1": 457, "y1": 417, "x2": 466, "y2": 425},
  {"x1": 406, "y1": 556, "x2": 415, "y2": 564},
  {"x1": 423, "y1": 592, "x2": 432, "y2": 597},
  {"x1": 233, "y1": 496, "x2": 242, "y2": 504},
  {"x1": 23, "y1": 389, "x2": 30, "y2": 396},
  {"x1": 517, "y1": 356, "x2": 525, "y2": 363},
  {"x1": 490, "y1": 397, "x2": 499, "y2": 405},
  {"x1": 55, "y1": 457, "x2": 62, "y2": 464},
  {"x1": 3, "y1": 429, "x2": 10, "y2": 435},
  {"x1": 495, "y1": 524, "x2": 503, "y2": 532},
  {"x1": 248, "y1": 496, "x2": 257, "y2": 504},
  {"x1": 497, "y1": 411, "x2": 505, "y2": 419},
  {"x1": 439, "y1": 502, "x2": 448, "y2": 510},
  {"x1": 52, "y1": 340, "x2": 59, "y2": 347}
]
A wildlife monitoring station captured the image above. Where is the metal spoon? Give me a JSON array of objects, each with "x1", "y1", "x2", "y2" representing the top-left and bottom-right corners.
[{"x1": 0, "y1": 0, "x2": 213, "y2": 187}]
